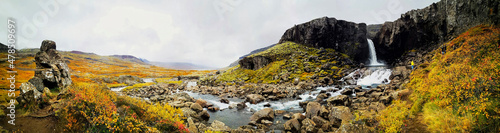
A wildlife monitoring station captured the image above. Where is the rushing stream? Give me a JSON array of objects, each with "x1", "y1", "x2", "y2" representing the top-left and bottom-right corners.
[{"x1": 109, "y1": 40, "x2": 393, "y2": 130}]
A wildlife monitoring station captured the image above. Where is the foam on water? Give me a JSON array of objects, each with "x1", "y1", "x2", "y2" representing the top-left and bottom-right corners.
[{"x1": 356, "y1": 68, "x2": 392, "y2": 87}]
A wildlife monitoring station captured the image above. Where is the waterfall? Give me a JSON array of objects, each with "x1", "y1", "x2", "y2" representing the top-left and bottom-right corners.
[{"x1": 367, "y1": 39, "x2": 384, "y2": 66}]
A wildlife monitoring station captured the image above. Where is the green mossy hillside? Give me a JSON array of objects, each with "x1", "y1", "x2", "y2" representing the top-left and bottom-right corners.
[{"x1": 202, "y1": 42, "x2": 353, "y2": 85}]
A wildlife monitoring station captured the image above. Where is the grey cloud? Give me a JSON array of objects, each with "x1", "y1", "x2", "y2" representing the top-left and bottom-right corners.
[{"x1": 0, "y1": 0, "x2": 439, "y2": 68}]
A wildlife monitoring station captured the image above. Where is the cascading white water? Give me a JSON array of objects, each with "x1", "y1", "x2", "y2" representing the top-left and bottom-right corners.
[{"x1": 367, "y1": 39, "x2": 384, "y2": 66}]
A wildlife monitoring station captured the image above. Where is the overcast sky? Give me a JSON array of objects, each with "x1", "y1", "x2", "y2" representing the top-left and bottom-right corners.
[{"x1": 0, "y1": 0, "x2": 439, "y2": 68}]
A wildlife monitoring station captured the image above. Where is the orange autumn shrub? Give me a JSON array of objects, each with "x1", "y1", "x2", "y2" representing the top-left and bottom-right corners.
[
  {"x1": 57, "y1": 83, "x2": 118, "y2": 132},
  {"x1": 57, "y1": 83, "x2": 188, "y2": 132}
]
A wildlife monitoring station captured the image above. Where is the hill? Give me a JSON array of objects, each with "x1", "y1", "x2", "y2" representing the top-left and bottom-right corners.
[
  {"x1": 201, "y1": 41, "x2": 354, "y2": 86},
  {"x1": 149, "y1": 61, "x2": 214, "y2": 70},
  {"x1": 377, "y1": 25, "x2": 500, "y2": 132}
]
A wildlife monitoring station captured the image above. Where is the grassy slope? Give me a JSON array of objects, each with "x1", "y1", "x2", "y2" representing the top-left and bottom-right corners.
[
  {"x1": 206, "y1": 41, "x2": 351, "y2": 85},
  {"x1": 377, "y1": 25, "x2": 500, "y2": 132}
]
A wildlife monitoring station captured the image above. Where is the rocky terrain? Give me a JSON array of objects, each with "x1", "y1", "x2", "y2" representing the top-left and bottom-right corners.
[{"x1": 2, "y1": 0, "x2": 499, "y2": 132}]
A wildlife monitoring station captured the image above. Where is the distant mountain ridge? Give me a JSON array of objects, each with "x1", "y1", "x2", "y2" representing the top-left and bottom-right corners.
[
  {"x1": 149, "y1": 61, "x2": 214, "y2": 70},
  {"x1": 111, "y1": 55, "x2": 149, "y2": 64}
]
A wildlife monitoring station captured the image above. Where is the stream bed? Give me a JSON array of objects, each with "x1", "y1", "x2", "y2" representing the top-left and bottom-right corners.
[{"x1": 110, "y1": 67, "x2": 392, "y2": 130}]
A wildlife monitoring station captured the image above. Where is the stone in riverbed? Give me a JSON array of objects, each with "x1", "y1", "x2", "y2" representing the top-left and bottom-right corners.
[
  {"x1": 246, "y1": 94, "x2": 265, "y2": 104},
  {"x1": 198, "y1": 110, "x2": 210, "y2": 121},
  {"x1": 220, "y1": 98, "x2": 229, "y2": 104},
  {"x1": 328, "y1": 106, "x2": 353, "y2": 127},
  {"x1": 207, "y1": 120, "x2": 231, "y2": 132},
  {"x1": 305, "y1": 102, "x2": 321, "y2": 119},
  {"x1": 292, "y1": 113, "x2": 306, "y2": 121},
  {"x1": 190, "y1": 103, "x2": 203, "y2": 112},
  {"x1": 301, "y1": 118, "x2": 317, "y2": 133},
  {"x1": 208, "y1": 107, "x2": 220, "y2": 112},
  {"x1": 284, "y1": 119, "x2": 301, "y2": 132},
  {"x1": 312, "y1": 116, "x2": 330, "y2": 131},
  {"x1": 340, "y1": 88, "x2": 354, "y2": 95},
  {"x1": 249, "y1": 108, "x2": 274, "y2": 124},
  {"x1": 196, "y1": 98, "x2": 211, "y2": 108},
  {"x1": 327, "y1": 95, "x2": 351, "y2": 107},
  {"x1": 236, "y1": 102, "x2": 247, "y2": 110}
]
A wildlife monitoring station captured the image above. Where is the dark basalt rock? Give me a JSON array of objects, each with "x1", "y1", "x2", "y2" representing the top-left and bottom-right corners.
[
  {"x1": 278, "y1": 17, "x2": 369, "y2": 63},
  {"x1": 373, "y1": 0, "x2": 500, "y2": 64},
  {"x1": 238, "y1": 55, "x2": 272, "y2": 70}
]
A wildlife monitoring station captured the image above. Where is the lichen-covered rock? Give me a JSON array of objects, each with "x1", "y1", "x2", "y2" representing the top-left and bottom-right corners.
[{"x1": 33, "y1": 40, "x2": 72, "y2": 89}]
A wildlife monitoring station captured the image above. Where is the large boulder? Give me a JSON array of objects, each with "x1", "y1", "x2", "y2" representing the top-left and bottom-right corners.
[
  {"x1": 16, "y1": 82, "x2": 42, "y2": 104},
  {"x1": 328, "y1": 106, "x2": 353, "y2": 126},
  {"x1": 33, "y1": 40, "x2": 72, "y2": 89},
  {"x1": 246, "y1": 94, "x2": 265, "y2": 104},
  {"x1": 278, "y1": 17, "x2": 369, "y2": 62},
  {"x1": 373, "y1": 0, "x2": 500, "y2": 63},
  {"x1": 327, "y1": 95, "x2": 352, "y2": 107},
  {"x1": 250, "y1": 108, "x2": 275, "y2": 124},
  {"x1": 284, "y1": 118, "x2": 301, "y2": 132},
  {"x1": 305, "y1": 102, "x2": 321, "y2": 119},
  {"x1": 206, "y1": 120, "x2": 231, "y2": 132}
]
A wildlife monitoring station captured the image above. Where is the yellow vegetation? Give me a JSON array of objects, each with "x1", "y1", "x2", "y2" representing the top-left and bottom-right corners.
[{"x1": 377, "y1": 25, "x2": 500, "y2": 132}]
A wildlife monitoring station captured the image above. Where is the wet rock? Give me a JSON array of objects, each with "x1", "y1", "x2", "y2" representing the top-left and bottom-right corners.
[
  {"x1": 327, "y1": 95, "x2": 351, "y2": 107},
  {"x1": 305, "y1": 102, "x2": 321, "y2": 119},
  {"x1": 198, "y1": 110, "x2": 210, "y2": 121},
  {"x1": 237, "y1": 102, "x2": 247, "y2": 110},
  {"x1": 340, "y1": 88, "x2": 354, "y2": 95},
  {"x1": 246, "y1": 94, "x2": 265, "y2": 104},
  {"x1": 250, "y1": 108, "x2": 274, "y2": 124},
  {"x1": 275, "y1": 110, "x2": 286, "y2": 115},
  {"x1": 195, "y1": 98, "x2": 209, "y2": 108},
  {"x1": 263, "y1": 103, "x2": 271, "y2": 107},
  {"x1": 292, "y1": 113, "x2": 306, "y2": 121},
  {"x1": 208, "y1": 107, "x2": 220, "y2": 112},
  {"x1": 283, "y1": 113, "x2": 293, "y2": 120},
  {"x1": 219, "y1": 98, "x2": 229, "y2": 104},
  {"x1": 284, "y1": 119, "x2": 301, "y2": 132}
]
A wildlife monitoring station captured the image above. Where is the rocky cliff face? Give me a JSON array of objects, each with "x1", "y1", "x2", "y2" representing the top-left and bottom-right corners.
[
  {"x1": 373, "y1": 0, "x2": 500, "y2": 63},
  {"x1": 278, "y1": 17, "x2": 369, "y2": 63}
]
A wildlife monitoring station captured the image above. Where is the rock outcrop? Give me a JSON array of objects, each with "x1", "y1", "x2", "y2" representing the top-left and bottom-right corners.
[
  {"x1": 373, "y1": 0, "x2": 500, "y2": 63},
  {"x1": 238, "y1": 55, "x2": 272, "y2": 70},
  {"x1": 17, "y1": 40, "x2": 72, "y2": 111},
  {"x1": 278, "y1": 17, "x2": 369, "y2": 62},
  {"x1": 33, "y1": 40, "x2": 72, "y2": 89}
]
